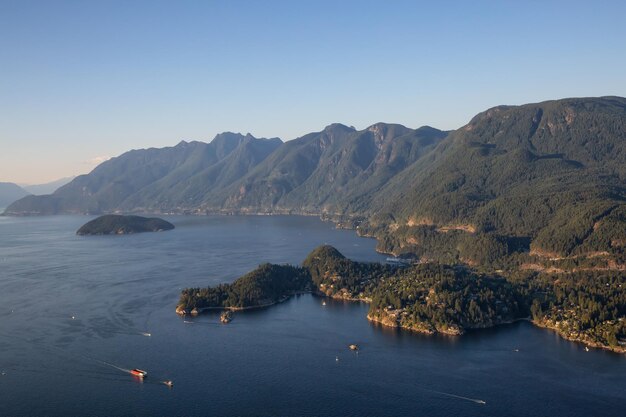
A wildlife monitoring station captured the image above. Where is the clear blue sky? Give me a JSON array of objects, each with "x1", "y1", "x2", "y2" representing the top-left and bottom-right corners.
[{"x1": 1, "y1": 0, "x2": 625, "y2": 184}]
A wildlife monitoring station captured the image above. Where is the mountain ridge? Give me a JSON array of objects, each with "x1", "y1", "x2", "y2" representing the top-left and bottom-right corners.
[
  {"x1": 5, "y1": 96, "x2": 626, "y2": 271},
  {"x1": 0, "y1": 182, "x2": 30, "y2": 208}
]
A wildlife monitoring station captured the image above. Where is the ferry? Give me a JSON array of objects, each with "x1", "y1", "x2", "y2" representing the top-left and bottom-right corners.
[{"x1": 130, "y1": 369, "x2": 148, "y2": 378}]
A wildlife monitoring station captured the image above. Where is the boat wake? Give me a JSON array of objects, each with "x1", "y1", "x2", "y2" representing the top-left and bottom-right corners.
[
  {"x1": 93, "y1": 359, "x2": 131, "y2": 374},
  {"x1": 427, "y1": 389, "x2": 486, "y2": 404}
]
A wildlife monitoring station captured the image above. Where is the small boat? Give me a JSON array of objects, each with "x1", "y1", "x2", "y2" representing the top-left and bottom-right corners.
[
  {"x1": 130, "y1": 369, "x2": 148, "y2": 378},
  {"x1": 220, "y1": 310, "x2": 233, "y2": 324},
  {"x1": 322, "y1": 301, "x2": 326, "y2": 306},
  {"x1": 163, "y1": 380, "x2": 174, "y2": 387},
  {"x1": 349, "y1": 344, "x2": 359, "y2": 351},
  {"x1": 585, "y1": 346, "x2": 590, "y2": 352}
]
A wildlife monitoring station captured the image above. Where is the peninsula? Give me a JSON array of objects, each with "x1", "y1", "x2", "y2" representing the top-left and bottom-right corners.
[
  {"x1": 178, "y1": 245, "x2": 626, "y2": 353},
  {"x1": 76, "y1": 214, "x2": 175, "y2": 235}
]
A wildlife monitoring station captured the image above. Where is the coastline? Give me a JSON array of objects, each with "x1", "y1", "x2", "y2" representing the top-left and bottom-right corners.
[
  {"x1": 179, "y1": 288, "x2": 625, "y2": 354},
  {"x1": 176, "y1": 291, "x2": 311, "y2": 316},
  {"x1": 532, "y1": 319, "x2": 626, "y2": 354},
  {"x1": 366, "y1": 310, "x2": 532, "y2": 336},
  {"x1": 37, "y1": 210, "x2": 620, "y2": 355}
]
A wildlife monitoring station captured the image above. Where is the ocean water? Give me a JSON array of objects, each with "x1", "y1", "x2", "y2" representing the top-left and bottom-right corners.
[{"x1": 0, "y1": 214, "x2": 624, "y2": 417}]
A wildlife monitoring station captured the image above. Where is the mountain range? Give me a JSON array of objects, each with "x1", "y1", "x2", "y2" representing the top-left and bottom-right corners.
[
  {"x1": 5, "y1": 96, "x2": 626, "y2": 269},
  {"x1": 0, "y1": 177, "x2": 76, "y2": 209},
  {"x1": 0, "y1": 182, "x2": 30, "y2": 208},
  {"x1": 22, "y1": 176, "x2": 75, "y2": 195}
]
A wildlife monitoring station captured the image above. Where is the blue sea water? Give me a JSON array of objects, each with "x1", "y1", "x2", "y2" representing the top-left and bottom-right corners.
[{"x1": 0, "y1": 215, "x2": 624, "y2": 417}]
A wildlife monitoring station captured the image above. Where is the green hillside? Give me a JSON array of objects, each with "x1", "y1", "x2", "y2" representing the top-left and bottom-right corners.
[{"x1": 364, "y1": 97, "x2": 626, "y2": 269}]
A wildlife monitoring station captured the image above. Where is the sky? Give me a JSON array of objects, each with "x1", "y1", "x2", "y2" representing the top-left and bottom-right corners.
[{"x1": 1, "y1": 0, "x2": 625, "y2": 184}]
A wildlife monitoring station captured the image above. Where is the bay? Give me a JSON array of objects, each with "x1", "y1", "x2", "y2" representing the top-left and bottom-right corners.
[{"x1": 0, "y1": 215, "x2": 624, "y2": 416}]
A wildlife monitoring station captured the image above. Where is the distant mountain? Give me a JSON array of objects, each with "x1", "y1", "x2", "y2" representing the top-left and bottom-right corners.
[
  {"x1": 5, "y1": 96, "x2": 625, "y2": 270},
  {"x1": 118, "y1": 134, "x2": 283, "y2": 212},
  {"x1": 0, "y1": 182, "x2": 30, "y2": 208},
  {"x1": 5, "y1": 133, "x2": 282, "y2": 215},
  {"x1": 218, "y1": 123, "x2": 447, "y2": 214},
  {"x1": 4, "y1": 124, "x2": 446, "y2": 216},
  {"x1": 22, "y1": 176, "x2": 75, "y2": 195}
]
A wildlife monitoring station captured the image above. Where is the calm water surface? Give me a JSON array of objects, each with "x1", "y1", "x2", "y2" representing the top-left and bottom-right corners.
[{"x1": 0, "y1": 215, "x2": 624, "y2": 417}]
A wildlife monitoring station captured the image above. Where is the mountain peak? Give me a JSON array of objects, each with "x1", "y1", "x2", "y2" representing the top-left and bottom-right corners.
[
  {"x1": 176, "y1": 140, "x2": 205, "y2": 148},
  {"x1": 211, "y1": 132, "x2": 246, "y2": 143},
  {"x1": 366, "y1": 123, "x2": 411, "y2": 144},
  {"x1": 323, "y1": 123, "x2": 356, "y2": 134}
]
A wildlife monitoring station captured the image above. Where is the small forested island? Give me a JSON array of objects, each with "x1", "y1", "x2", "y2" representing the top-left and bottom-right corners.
[
  {"x1": 76, "y1": 214, "x2": 175, "y2": 235},
  {"x1": 178, "y1": 245, "x2": 626, "y2": 353}
]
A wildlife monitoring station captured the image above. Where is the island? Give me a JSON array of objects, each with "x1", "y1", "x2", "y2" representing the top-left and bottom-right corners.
[
  {"x1": 178, "y1": 245, "x2": 626, "y2": 353},
  {"x1": 76, "y1": 214, "x2": 175, "y2": 235}
]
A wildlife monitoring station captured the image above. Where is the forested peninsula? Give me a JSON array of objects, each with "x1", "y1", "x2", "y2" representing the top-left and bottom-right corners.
[{"x1": 178, "y1": 246, "x2": 626, "y2": 353}]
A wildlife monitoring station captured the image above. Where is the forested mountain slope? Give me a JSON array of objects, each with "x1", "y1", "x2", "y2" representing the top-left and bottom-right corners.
[
  {"x1": 5, "y1": 96, "x2": 625, "y2": 270},
  {"x1": 365, "y1": 97, "x2": 626, "y2": 267},
  {"x1": 4, "y1": 133, "x2": 282, "y2": 215}
]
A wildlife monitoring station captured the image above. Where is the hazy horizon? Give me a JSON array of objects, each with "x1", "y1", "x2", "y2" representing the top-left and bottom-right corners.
[{"x1": 2, "y1": 0, "x2": 625, "y2": 184}]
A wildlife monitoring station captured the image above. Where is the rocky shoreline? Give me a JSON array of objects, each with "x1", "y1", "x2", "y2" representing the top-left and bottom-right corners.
[
  {"x1": 532, "y1": 318, "x2": 626, "y2": 354},
  {"x1": 177, "y1": 289, "x2": 624, "y2": 354},
  {"x1": 176, "y1": 291, "x2": 310, "y2": 316}
]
